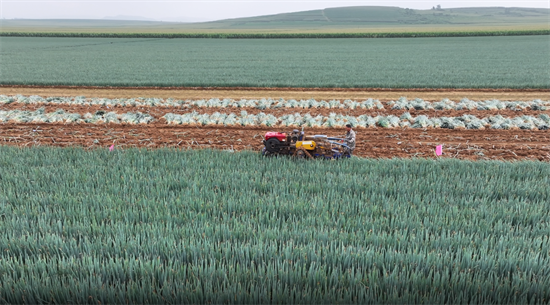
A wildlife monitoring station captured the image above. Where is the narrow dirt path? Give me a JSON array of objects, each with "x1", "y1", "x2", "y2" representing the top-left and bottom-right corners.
[{"x1": 1, "y1": 86, "x2": 549, "y2": 101}]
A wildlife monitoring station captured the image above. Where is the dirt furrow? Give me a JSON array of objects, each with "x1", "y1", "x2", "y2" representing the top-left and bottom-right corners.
[{"x1": 1, "y1": 123, "x2": 549, "y2": 161}]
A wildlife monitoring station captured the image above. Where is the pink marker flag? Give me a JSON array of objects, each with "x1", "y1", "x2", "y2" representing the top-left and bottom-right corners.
[
  {"x1": 435, "y1": 145, "x2": 443, "y2": 156},
  {"x1": 109, "y1": 144, "x2": 114, "y2": 152}
]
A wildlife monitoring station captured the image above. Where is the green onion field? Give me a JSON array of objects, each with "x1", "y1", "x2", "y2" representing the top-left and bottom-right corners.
[
  {"x1": 1, "y1": 36, "x2": 549, "y2": 88},
  {"x1": 0, "y1": 147, "x2": 548, "y2": 303}
]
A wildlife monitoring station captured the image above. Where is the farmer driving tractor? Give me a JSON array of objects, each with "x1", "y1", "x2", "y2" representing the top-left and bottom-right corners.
[
  {"x1": 343, "y1": 123, "x2": 356, "y2": 155},
  {"x1": 261, "y1": 124, "x2": 356, "y2": 159}
]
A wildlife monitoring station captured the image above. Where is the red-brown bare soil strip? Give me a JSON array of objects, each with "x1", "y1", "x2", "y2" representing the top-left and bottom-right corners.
[
  {"x1": 1, "y1": 123, "x2": 549, "y2": 161},
  {"x1": 1, "y1": 87, "x2": 549, "y2": 101},
  {"x1": 2, "y1": 87, "x2": 548, "y2": 161},
  {"x1": 2, "y1": 103, "x2": 549, "y2": 118}
]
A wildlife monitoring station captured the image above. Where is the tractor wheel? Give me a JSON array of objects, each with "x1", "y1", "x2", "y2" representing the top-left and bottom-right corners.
[{"x1": 265, "y1": 138, "x2": 282, "y2": 154}]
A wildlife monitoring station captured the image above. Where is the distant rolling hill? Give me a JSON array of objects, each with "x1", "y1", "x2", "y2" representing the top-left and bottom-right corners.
[
  {"x1": 197, "y1": 6, "x2": 550, "y2": 29},
  {"x1": 2, "y1": 6, "x2": 549, "y2": 33}
]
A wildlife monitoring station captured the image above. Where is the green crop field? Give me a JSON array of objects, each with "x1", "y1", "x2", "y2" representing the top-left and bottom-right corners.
[
  {"x1": 0, "y1": 146, "x2": 549, "y2": 303},
  {"x1": 1, "y1": 35, "x2": 549, "y2": 88}
]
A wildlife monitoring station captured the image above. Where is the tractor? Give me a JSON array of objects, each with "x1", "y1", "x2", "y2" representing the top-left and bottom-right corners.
[{"x1": 261, "y1": 129, "x2": 351, "y2": 159}]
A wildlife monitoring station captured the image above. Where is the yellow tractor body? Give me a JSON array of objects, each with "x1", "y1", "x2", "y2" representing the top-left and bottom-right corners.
[{"x1": 296, "y1": 141, "x2": 316, "y2": 150}]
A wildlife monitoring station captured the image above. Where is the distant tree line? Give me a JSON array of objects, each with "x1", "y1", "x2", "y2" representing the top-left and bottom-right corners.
[{"x1": 0, "y1": 30, "x2": 548, "y2": 39}]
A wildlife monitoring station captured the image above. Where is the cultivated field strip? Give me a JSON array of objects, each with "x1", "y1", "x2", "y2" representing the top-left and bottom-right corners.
[
  {"x1": 3, "y1": 95, "x2": 550, "y2": 130},
  {"x1": 3, "y1": 95, "x2": 550, "y2": 111},
  {"x1": 2, "y1": 36, "x2": 549, "y2": 89},
  {"x1": 2, "y1": 94, "x2": 549, "y2": 160},
  {"x1": 161, "y1": 111, "x2": 550, "y2": 130},
  {"x1": 1, "y1": 147, "x2": 549, "y2": 303},
  {"x1": 2, "y1": 123, "x2": 549, "y2": 161},
  {"x1": 0, "y1": 108, "x2": 154, "y2": 125},
  {"x1": 2, "y1": 107, "x2": 550, "y2": 130}
]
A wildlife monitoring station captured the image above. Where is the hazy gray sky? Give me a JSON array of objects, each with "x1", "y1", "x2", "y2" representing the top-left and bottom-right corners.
[{"x1": 1, "y1": 0, "x2": 549, "y2": 22}]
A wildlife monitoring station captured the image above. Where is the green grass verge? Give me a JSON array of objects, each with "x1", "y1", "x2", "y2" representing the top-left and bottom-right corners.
[{"x1": 0, "y1": 146, "x2": 549, "y2": 303}]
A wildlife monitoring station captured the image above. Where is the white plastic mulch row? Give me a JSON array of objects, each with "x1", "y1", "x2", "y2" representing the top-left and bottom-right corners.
[
  {"x1": 2, "y1": 108, "x2": 549, "y2": 130},
  {"x1": 0, "y1": 108, "x2": 153, "y2": 124},
  {"x1": 164, "y1": 111, "x2": 550, "y2": 130}
]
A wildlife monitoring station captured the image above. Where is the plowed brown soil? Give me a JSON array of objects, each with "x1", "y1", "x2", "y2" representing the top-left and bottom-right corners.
[
  {"x1": 1, "y1": 123, "x2": 549, "y2": 161},
  {"x1": 1, "y1": 87, "x2": 549, "y2": 161}
]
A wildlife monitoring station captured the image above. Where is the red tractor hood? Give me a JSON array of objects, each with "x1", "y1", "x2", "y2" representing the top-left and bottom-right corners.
[{"x1": 265, "y1": 132, "x2": 286, "y2": 141}]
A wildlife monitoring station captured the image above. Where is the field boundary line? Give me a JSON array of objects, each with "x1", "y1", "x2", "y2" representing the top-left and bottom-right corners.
[{"x1": 1, "y1": 85, "x2": 549, "y2": 93}]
